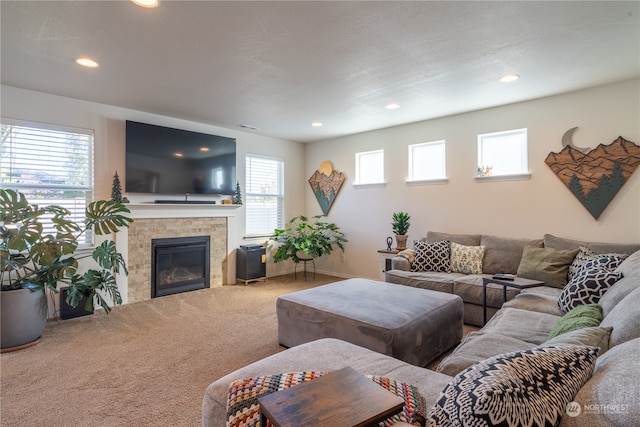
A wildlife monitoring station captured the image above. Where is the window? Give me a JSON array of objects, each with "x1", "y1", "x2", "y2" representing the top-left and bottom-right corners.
[
  {"x1": 477, "y1": 128, "x2": 528, "y2": 178},
  {"x1": 1, "y1": 119, "x2": 94, "y2": 245},
  {"x1": 355, "y1": 149, "x2": 384, "y2": 185},
  {"x1": 408, "y1": 140, "x2": 446, "y2": 182},
  {"x1": 245, "y1": 154, "x2": 284, "y2": 237}
]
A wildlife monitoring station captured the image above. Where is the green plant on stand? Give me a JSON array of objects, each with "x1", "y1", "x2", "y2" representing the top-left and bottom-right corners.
[
  {"x1": 391, "y1": 211, "x2": 411, "y2": 250},
  {"x1": 271, "y1": 215, "x2": 347, "y2": 263}
]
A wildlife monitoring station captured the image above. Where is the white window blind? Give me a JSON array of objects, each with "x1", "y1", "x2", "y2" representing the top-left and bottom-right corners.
[
  {"x1": 355, "y1": 149, "x2": 384, "y2": 185},
  {"x1": 245, "y1": 154, "x2": 284, "y2": 237},
  {"x1": 1, "y1": 120, "x2": 94, "y2": 245},
  {"x1": 408, "y1": 140, "x2": 446, "y2": 181}
]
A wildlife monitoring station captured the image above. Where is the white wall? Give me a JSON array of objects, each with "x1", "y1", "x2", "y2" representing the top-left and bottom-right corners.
[
  {"x1": 305, "y1": 79, "x2": 640, "y2": 280},
  {"x1": 0, "y1": 85, "x2": 306, "y2": 279}
]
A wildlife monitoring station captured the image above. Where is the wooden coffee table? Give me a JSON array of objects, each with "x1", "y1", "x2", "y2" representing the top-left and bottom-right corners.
[
  {"x1": 482, "y1": 276, "x2": 544, "y2": 325},
  {"x1": 258, "y1": 366, "x2": 404, "y2": 427}
]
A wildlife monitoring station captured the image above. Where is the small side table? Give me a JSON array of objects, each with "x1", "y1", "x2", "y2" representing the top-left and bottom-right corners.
[
  {"x1": 482, "y1": 276, "x2": 544, "y2": 325},
  {"x1": 258, "y1": 366, "x2": 404, "y2": 427},
  {"x1": 377, "y1": 249, "x2": 399, "y2": 280}
]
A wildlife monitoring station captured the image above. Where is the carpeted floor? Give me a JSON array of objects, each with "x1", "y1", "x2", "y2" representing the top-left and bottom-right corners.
[{"x1": 1, "y1": 274, "x2": 476, "y2": 426}]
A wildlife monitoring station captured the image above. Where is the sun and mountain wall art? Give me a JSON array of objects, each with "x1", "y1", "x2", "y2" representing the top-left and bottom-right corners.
[
  {"x1": 308, "y1": 161, "x2": 345, "y2": 215},
  {"x1": 545, "y1": 131, "x2": 640, "y2": 220}
]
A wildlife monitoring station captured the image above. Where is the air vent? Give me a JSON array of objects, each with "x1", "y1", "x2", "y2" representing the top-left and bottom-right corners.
[{"x1": 237, "y1": 124, "x2": 259, "y2": 130}]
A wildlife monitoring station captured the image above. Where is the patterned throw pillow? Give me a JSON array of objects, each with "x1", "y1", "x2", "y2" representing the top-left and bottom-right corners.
[
  {"x1": 226, "y1": 371, "x2": 427, "y2": 427},
  {"x1": 427, "y1": 346, "x2": 599, "y2": 427},
  {"x1": 582, "y1": 252, "x2": 628, "y2": 271},
  {"x1": 557, "y1": 267, "x2": 623, "y2": 313},
  {"x1": 411, "y1": 240, "x2": 451, "y2": 272},
  {"x1": 450, "y1": 242, "x2": 485, "y2": 274},
  {"x1": 568, "y1": 246, "x2": 595, "y2": 281}
]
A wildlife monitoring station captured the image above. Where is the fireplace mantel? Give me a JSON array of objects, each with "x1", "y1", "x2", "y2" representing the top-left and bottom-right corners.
[{"x1": 126, "y1": 203, "x2": 240, "y2": 219}]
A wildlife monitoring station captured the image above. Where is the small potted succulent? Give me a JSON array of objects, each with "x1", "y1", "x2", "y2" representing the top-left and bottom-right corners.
[
  {"x1": 391, "y1": 212, "x2": 411, "y2": 250},
  {"x1": 0, "y1": 189, "x2": 132, "y2": 350}
]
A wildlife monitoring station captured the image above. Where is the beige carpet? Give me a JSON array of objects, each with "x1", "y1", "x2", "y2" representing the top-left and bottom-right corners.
[{"x1": 1, "y1": 274, "x2": 476, "y2": 426}]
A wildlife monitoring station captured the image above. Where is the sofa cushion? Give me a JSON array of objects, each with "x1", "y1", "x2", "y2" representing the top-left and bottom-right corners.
[
  {"x1": 480, "y1": 235, "x2": 543, "y2": 275},
  {"x1": 427, "y1": 346, "x2": 599, "y2": 427},
  {"x1": 560, "y1": 337, "x2": 640, "y2": 427},
  {"x1": 426, "y1": 231, "x2": 481, "y2": 246},
  {"x1": 598, "y1": 250, "x2": 640, "y2": 316},
  {"x1": 502, "y1": 287, "x2": 564, "y2": 316},
  {"x1": 453, "y1": 275, "x2": 521, "y2": 308},
  {"x1": 450, "y1": 242, "x2": 485, "y2": 274},
  {"x1": 542, "y1": 326, "x2": 612, "y2": 355},
  {"x1": 411, "y1": 240, "x2": 451, "y2": 273},
  {"x1": 516, "y1": 245, "x2": 579, "y2": 288},
  {"x1": 543, "y1": 233, "x2": 640, "y2": 255},
  {"x1": 557, "y1": 267, "x2": 622, "y2": 313},
  {"x1": 384, "y1": 270, "x2": 459, "y2": 294},
  {"x1": 547, "y1": 304, "x2": 603, "y2": 339},
  {"x1": 436, "y1": 330, "x2": 532, "y2": 376},
  {"x1": 600, "y1": 286, "x2": 640, "y2": 347},
  {"x1": 482, "y1": 307, "x2": 560, "y2": 345}
]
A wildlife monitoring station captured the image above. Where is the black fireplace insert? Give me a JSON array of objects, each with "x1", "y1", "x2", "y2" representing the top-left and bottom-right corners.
[{"x1": 151, "y1": 236, "x2": 210, "y2": 298}]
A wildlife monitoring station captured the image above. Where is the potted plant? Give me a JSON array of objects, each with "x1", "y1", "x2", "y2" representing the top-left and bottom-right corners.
[
  {"x1": 391, "y1": 211, "x2": 411, "y2": 250},
  {"x1": 271, "y1": 215, "x2": 347, "y2": 263},
  {"x1": 0, "y1": 189, "x2": 132, "y2": 351}
]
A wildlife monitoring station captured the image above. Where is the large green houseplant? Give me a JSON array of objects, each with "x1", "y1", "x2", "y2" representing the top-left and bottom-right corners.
[
  {"x1": 0, "y1": 189, "x2": 132, "y2": 349},
  {"x1": 271, "y1": 215, "x2": 347, "y2": 263}
]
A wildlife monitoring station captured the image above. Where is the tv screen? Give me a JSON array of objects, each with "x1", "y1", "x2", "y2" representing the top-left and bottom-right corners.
[{"x1": 125, "y1": 121, "x2": 236, "y2": 196}]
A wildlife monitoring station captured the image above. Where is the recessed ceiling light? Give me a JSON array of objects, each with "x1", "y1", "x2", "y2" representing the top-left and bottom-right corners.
[
  {"x1": 386, "y1": 103, "x2": 400, "y2": 110},
  {"x1": 75, "y1": 57, "x2": 99, "y2": 68},
  {"x1": 200, "y1": 147, "x2": 210, "y2": 152},
  {"x1": 500, "y1": 74, "x2": 520, "y2": 83},
  {"x1": 132, "y1": 0, "x2": 159, "y2": 8},
  {"x1": 174, "y1": 152, "x2": 183, "y2": 158},
  {"x1": 311, "y1": 122, "x2": 323, "y2": 127}
]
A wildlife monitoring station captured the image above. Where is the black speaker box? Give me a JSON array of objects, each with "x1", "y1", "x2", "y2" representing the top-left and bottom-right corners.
[{"x1": 60, "y1": 287, "x2": 94, "y2": 320}]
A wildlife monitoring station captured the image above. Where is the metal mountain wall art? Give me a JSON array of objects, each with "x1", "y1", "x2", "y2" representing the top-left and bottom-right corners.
[
  {"x1": 545, "y1": 134, "x2": 640, "y2": 220},
  {"x1": 308, "y1": 161, "x2": 345, "y2": 215}
]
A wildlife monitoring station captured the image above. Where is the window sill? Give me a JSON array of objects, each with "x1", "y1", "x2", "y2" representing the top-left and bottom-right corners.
[
  {"x1": 353, "y1": 182, "x2": 386, "y2": 189},
  {"x1": 475, "y1": 173, "x2": 531, "y2": 182},
  {"x1": 406, "y1": 178, "x2": 449, "y2": 186}
]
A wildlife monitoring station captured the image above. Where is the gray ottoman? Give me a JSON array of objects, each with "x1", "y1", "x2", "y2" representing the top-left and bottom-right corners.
[{"x1": 277, "y1": 278, "x2": 463, "y2": 367}]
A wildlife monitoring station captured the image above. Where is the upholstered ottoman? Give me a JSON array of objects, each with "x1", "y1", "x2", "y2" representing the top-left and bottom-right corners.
[{"x1": 276, "y1": 278, "x2": 463, "y2": 367}]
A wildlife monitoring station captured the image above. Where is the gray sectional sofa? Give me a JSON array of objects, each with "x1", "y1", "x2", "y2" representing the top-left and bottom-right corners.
[
  {"x1": 203, "y1": 235, "x2": 640, "y2": 427},
  {"x1": 385, "y1": 231, "x2": 640, "y2": 326}
]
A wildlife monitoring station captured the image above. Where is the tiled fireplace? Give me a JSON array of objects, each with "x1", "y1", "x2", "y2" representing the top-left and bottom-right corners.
[{"x1": 119, "y1": 204, "x2": 237, "y2": 304}]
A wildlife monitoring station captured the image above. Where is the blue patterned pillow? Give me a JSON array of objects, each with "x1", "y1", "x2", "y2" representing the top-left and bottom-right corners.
[
  {"x1": 557, "y1": 267, "x2": 622, "y2": 313},
  {"x1": 581, "y1": 252, "x2": 628, "y2": 271},
  {"x1": 411, "y1": 240, "x2": 451, "y2": 273},
  {"x1": 427, "y1": 346, "x2": 599, "y2": 427}
]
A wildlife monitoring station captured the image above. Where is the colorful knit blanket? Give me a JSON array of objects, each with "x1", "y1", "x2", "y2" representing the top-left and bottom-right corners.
[{"x1": 226, "y1": 370, "x2": 426, "y2": 427}]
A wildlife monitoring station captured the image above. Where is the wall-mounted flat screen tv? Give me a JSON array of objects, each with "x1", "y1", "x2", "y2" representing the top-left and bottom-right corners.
[{"x1": 125, "y1": 120, "x2": 236, "y2": 196}]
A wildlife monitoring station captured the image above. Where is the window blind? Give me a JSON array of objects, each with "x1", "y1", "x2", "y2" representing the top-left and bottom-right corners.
[{"x1": 245, "y1": 154, "x2": 284, "y2": 237}]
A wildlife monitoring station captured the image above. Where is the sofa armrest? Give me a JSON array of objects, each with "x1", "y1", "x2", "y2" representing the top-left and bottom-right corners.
[{"x1": 391, "y1": 256, "x2": 411, "y2": 271}]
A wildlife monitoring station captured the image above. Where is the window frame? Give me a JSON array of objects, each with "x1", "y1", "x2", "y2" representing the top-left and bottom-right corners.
[
  {"x1": 354, "y1": 149, "x2": 385, "y2": 187},
  {"x1": 244, "y1": 153, "x2": 284, "y2": 238},
  {"x1": 1, "y1": 118, "x2": 95, "y2": 246},
  {"x1": 407, "y1": 140, "x2": 448, "y2": 184},
  {"x1": 476, "y1": 128, "x2": 531, "y2": 182}
]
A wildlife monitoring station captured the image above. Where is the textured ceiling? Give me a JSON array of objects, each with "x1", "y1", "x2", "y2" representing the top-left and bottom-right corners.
[{"x1": 1, "y1": 1, "x2": 639, "y2": 142}]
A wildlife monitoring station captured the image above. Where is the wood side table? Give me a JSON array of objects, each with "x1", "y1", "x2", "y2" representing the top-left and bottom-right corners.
[
  {"x1": 482, "y1": 276, "x2": 544, "y2": 325},
  {"x1": 378, "y1": 249, "x2": 399, "y2": 280},
  {"x1": 258, "y1": 366, "x2": 404, "y2": 427}
]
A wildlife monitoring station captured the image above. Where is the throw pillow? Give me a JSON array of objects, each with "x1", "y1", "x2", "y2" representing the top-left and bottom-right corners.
[
  {"x1": 547, "y1": 303, "x2": 603, "y2": 339},
  {"x1": 450, "y1": 242, "x2": 485, "y2": 274},
  {"x1": 568, "y1": 246, "x2": 595, "y2": 281},
  {"x1": 557, "y1": 267, "x2": 623, "y2": 313},
  {"x1": 542, "y1": 326, "x2": 612, "y2": 355},
  {"x1": 516, "y1": 245, "x2": 579, "y2": 288},
  {"x1": 581, "y1": 252, "x2": 628, "y2": 272},
  {"x1": 411, "y1": 240, "x2": 451, "y2": 273},
  {"x1": 226, "y1": 371, "x2": 427, "y2": 427},
  {"x1": 426, "y1": 346, "x2": 599, "y2": 427}
]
